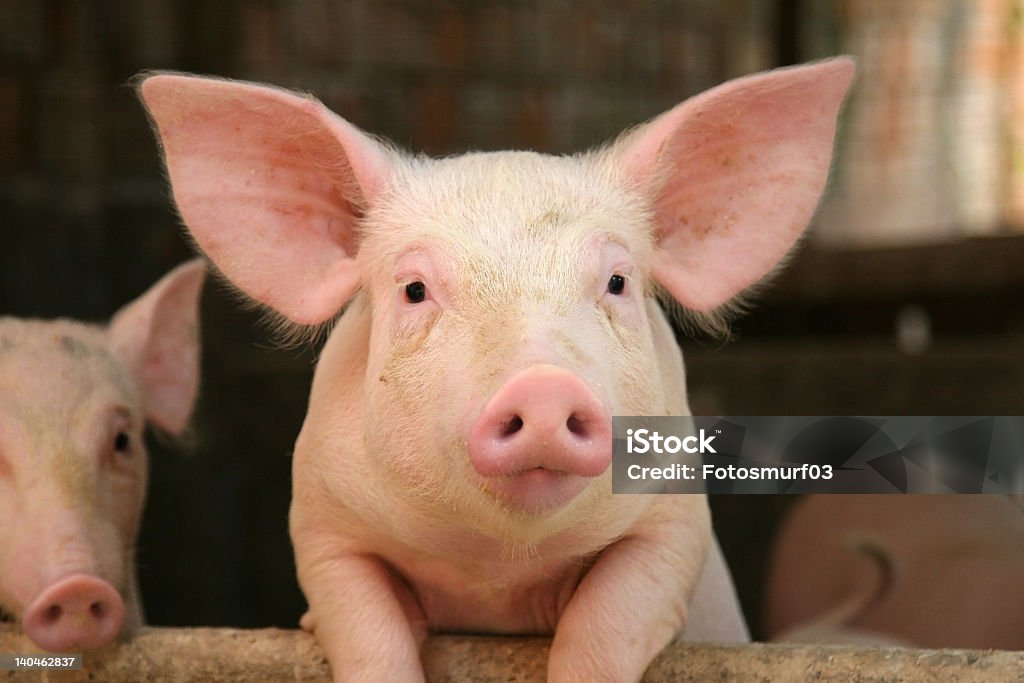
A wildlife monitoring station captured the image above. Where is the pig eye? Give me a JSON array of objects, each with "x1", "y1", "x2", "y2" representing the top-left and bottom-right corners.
[
  {"x1": 405, "y1": 281, "x2": 427, "y2": 304},
  {"x1": 113, "y1": 432, "x2": 131, "y2": 454},
  {"x1": 607, "y1": 274, "x2": 626, "y2": 295}
]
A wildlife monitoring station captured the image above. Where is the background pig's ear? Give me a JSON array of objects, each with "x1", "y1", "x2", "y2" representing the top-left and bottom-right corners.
[
  {"x1": 618, "y1": 58, "x2": 855, "y2": 312},
  {"x1": 108, "y1": 259, "x2": 207, "y2": 434},
  {"x1": 137, "y1": 74, "x2": 391, "y2": 324}
]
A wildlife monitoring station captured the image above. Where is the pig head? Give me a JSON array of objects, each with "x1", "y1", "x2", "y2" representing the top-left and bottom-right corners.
[
  {"x1": 765, "y1": 494, "x2": 1024, "y2": 650},
  {"x1": 139, "y1": 59, "x2": 854, "y2": 681},
  {"x1": 0, "y1": 259, "x2": 205, "y2": 652}
]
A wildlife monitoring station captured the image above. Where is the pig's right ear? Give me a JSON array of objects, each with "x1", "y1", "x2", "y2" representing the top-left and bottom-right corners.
[
  {"x1": 137, "y1": 74, "x2": 391, "y2": 324},
  {"x1": 108, "y1": 259, "x2": 207, "y2": 435}
]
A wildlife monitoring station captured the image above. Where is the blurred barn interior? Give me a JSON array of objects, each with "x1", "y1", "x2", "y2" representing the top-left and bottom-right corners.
[{"x1": 2, "y1": 1, "x2": 1023, "y2": 640}]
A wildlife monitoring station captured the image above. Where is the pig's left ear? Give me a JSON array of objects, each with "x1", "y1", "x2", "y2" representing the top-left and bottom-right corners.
[
  {"x1": 617, "y1": 58, "x2": 855, "y2": 311},
  {"x1": 108, "y1": 259, "x2": 207, "y2": 434}
]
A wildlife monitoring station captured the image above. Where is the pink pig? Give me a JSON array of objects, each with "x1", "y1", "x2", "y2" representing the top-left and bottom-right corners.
[
  {"x1": 0, "y1": 259, "x2": 205, "y2": 652},
  {"x1": 765, "y1": 494, "x2": 1024, "y2": 650},
  {"x1": 139, "y1": 59, "x2": 854, "y2": 681}
]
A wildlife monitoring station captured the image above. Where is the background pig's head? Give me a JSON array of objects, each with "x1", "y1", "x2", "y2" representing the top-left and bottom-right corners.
[
  {"x1": 139, "y1": 60, "x2": 853, "y2": 544},
  {"x1": 0, "y1": 259, "x2": 205, "y2": 651}
]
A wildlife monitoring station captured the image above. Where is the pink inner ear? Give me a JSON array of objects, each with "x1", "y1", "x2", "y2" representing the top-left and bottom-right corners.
[
  {"x1": 140, "y1": 75, "x2": 389, "y2": 324},
  {"x1": 108, "y1": 259, "x2": 207, "y2": 434},
  {"x1": 623, "y1": 58, "x2": 856, "y2": 311}
]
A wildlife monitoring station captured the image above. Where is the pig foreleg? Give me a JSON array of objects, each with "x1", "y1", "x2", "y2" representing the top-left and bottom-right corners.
[
  {"x1": 299, "y1": 553, "x2": 427, "y2": 683},
  {"x1": 548, "y1": 497, "x2": 710, "y2": 683}
]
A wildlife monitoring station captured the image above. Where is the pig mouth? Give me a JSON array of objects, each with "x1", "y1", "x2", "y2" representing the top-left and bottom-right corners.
[{"x1": 478, "y1": 467, "x2": 592, "y2": 514}]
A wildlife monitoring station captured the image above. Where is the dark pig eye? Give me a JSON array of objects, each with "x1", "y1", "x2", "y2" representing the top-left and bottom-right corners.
[
  {"x1": 607, "y1": 274, "x2": 626, "y2": 295},
  {"x1": 114, "y1": 432, "x2": 130, "y2": 454},
  {"x1": 405, "y1": 281, "x2": 427, "y2": 304}
]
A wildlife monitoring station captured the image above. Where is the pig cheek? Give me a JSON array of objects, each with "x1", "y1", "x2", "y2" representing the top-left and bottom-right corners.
[
  {"x1": 364, "y1": 315, "x2": 464, "y2": 494},
  {"x1": 85, "y1": 448, "x2": 146, "y2": 592},
  {"x1": 103, "y1": 462, "x2": 146, "y2": 547},
  {"x1": 74, "y1": 473, "x2": 135, "y2": 595},
  {"x1": 596, "y1": 305, "x2": 663, "y2": 415}
]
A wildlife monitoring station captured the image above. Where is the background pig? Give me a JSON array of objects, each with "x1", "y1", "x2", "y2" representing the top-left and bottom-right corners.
[
  {"x1": 764, "y1": 494, "x2": 1024, "y2": 650},
  {"x1": 0, "y1": 259, "x2": 205, "y2": 652},
  {"x1": 139, "y1": 58, "x2": 853, "y2": 681}
]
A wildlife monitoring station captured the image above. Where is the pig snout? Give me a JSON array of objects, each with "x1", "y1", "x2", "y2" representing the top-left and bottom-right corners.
[
  {"x1": 468, "y1": 365, "x2": 611, "y2": 510},
  {"x1": 22, "y1": 574, "x2": 125, "y2": 652}
]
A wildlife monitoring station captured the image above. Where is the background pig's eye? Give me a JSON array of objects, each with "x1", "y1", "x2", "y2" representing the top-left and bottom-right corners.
[
  {"x1": 405, "y1": 281, "x2": 427, "y2": 304},
  {"x1": 607, "y1": 274, "x2": 626, "y2": 295},
  {"x1": 113, "y1": 432, "x2": 131, "y2": 454}
]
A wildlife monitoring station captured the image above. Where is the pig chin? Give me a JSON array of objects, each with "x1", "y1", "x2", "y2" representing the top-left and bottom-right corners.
[
  {"x1": 477, "y1": 467, "x2": 593, "y2": 514},
  {"x1": 465, "y1": 469, "x2": 643, "y2": 557}
]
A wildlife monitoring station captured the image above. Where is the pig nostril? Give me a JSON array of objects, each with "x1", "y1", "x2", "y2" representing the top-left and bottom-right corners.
[
  {"x1": 90, "y1": 602, "x2": 105, "y2": 619},
  {"x1": 566, "y1": 414, "x2": 587, "y2": 437},
  {"x1": 502, "y1": 415, "x2": 524, "y2": 438},
  {"x1": 44, "y1": 604, "x2": 62, "y2": 624}
]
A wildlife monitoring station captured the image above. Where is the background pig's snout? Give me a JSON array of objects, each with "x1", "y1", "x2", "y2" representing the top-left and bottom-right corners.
[
  {"x1": 468, "y1": 365, "x2": 612, "y2": 479},
  {"x1": 22, "y1": 574, "x2": 125, "y2": 651}
]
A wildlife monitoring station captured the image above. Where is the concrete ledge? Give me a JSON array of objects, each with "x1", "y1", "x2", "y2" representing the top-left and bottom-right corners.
[{"x1": 1, "y1": 624, "x2": 1022, "y2": 681}]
